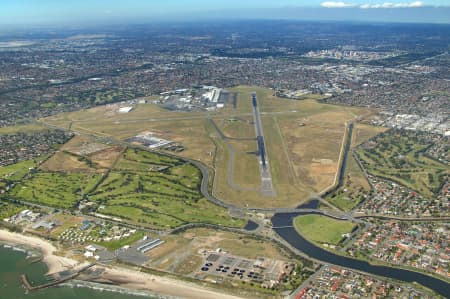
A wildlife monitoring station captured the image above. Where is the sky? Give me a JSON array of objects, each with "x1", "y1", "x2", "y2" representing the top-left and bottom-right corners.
[{"x1": 1, "y1": 0, "x2": 450, "y2": 25}]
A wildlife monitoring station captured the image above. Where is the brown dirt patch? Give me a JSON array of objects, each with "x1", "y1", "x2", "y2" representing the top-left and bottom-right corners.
[
  {"x1": 62, "y1": 135, "x2": 109, "y2": 155},
  {"x1": 310, "y1": 162, "x2": 338, "y2": 175},
  {"x1": 40, "y1": 151, "x2": 101, "y2": 173},
  {"x1": 89, "y1": 146, "x2": 124, "y2": 168}
]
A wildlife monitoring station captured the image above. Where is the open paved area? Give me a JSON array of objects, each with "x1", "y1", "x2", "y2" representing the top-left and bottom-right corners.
[{"x1": 251, "y1": 92, "x2": 276, "y2": 197}]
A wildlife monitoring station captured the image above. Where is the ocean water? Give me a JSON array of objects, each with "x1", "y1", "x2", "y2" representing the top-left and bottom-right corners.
[{"x1": 0, "y1": 245, "x2": 159, "y2": 299}]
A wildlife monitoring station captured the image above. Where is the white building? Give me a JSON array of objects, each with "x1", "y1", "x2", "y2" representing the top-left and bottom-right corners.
[
  {"x1": 118, "y1": 106, "x2": 133, "y2": 113},
  {"x1": 202, "y1": 88, "x2": 222, "y2": 103}
]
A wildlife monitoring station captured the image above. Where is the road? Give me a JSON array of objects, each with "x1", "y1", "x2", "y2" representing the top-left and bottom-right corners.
[
  {"x1": 272, "y1": 212, "x2": 450, "y2": 298},
  {"x1": 319, "y1": 122, "x2": 354, "y2": 200},
  {"x1": 35, "y1": 113, "x2": 450, "y2": 297},
  {"x1": 39, "y1": 118, "x2": 398, "y2": 225},
  {"x1": 288, "y1": 266, "x2": 324, "y2": 299}
]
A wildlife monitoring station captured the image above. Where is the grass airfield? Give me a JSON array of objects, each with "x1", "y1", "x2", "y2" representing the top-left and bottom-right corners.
[{"x1": 42, "y1": 86, "x2": 375, "y2": 208}]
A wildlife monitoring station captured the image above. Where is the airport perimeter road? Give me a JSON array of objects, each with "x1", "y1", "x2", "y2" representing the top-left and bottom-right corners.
[{"x1": 251, "y1": 92, "x2": 276, "y2": 197}]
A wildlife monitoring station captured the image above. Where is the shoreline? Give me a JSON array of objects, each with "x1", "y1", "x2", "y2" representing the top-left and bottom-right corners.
[
  {"x1": 0, "y1": 229, "x2": 246, "y2": 299},
  {"x1": 93, "y1": 265, "x2": 246, "y2": 299},
  {"x1": 0, "y1": 229, "x2": 77, "y2": 274},
  {"x1": 62, "y1": 280, "x2": 179, "y2": 299}
]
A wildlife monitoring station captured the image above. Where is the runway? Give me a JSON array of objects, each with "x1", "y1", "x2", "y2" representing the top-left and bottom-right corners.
[{"x1": 251, "y1": 92, "x2": 276, "y2": 197}]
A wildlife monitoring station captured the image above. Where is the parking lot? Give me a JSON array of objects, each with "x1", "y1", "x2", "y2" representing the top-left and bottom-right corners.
[{"x1": 198, "y1": 252, "x2": 284, "y2": 283}]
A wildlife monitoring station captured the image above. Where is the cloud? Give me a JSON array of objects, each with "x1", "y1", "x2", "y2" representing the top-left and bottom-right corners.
[
  {"x1": 359, "y1": 1, "x2": 424, "y2": 9},
  {"x1": 320, "y1": 2, "x2": 355, "y2": 8},
  {"x1": 320, "y1": 1, "x2": 424, "y2": 9}
]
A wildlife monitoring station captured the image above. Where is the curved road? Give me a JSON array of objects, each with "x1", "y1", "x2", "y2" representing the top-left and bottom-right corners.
[
  {"x1": 272, "y1": 212, "x2": 450, "y2": 298},
  {"x1": 185, "y1": 152, "x2": 450, "y2": 297},
  {"x1": 40, "y1": 120, "x2": 450, "y2": 297}
]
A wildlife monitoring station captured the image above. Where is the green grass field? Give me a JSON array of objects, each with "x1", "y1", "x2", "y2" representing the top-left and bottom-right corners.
[
  {"x1": 9, "y1": 172, "x2": 102, "y2": 209},
  {"x1": 326, "y1": 124, "x2": 387, "y2": 211},
  {"x1": 42, "y1": 85, "x2": 375, "y2": 208},
  {"x1": 4, "y1": 143, "x2": 243, "y2": 229},
  {"x1": 352, "y1": 124, "x2": 387, "y2": 147},
  {"x1": 91, "y1": 148, "x2": 244, "y2": 229},
  {"x1": 0, "y1": 123, "x2": 48, "y2": 134},
  {"x1": 328, "y1": 191, "x2": 361, "y2": 211},
  {"x1": 0, "y1": 159, "x2": 41, "y2": 181},
  {"x1": 0, "y1": 200, "x2": 25, "y2": 219},
  {"x1": 356, "y1": 130, "x2": 449, "y2": 198},
  {"x1": 114, "y1": 148, "x2": 182, "y2": 172},
  {"x1": 294, "y1": 214, "x2": 356, "y2": 245}
]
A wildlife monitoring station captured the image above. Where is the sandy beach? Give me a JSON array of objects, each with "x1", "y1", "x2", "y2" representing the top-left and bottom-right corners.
[
  {"x1": 0, "y1": 229, "x2": 246, "y2": 299},
  {"x1": 97, "y1": 266, "x2": 247, "y2": 299},
  {"x1": 0, "y1": 229, "x2": 77, "y2": 273}
]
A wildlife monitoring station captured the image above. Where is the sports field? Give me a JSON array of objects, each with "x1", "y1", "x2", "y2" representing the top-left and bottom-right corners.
[{"x1": 294, "y1": 214, "x2": 356, "y2": 246}]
